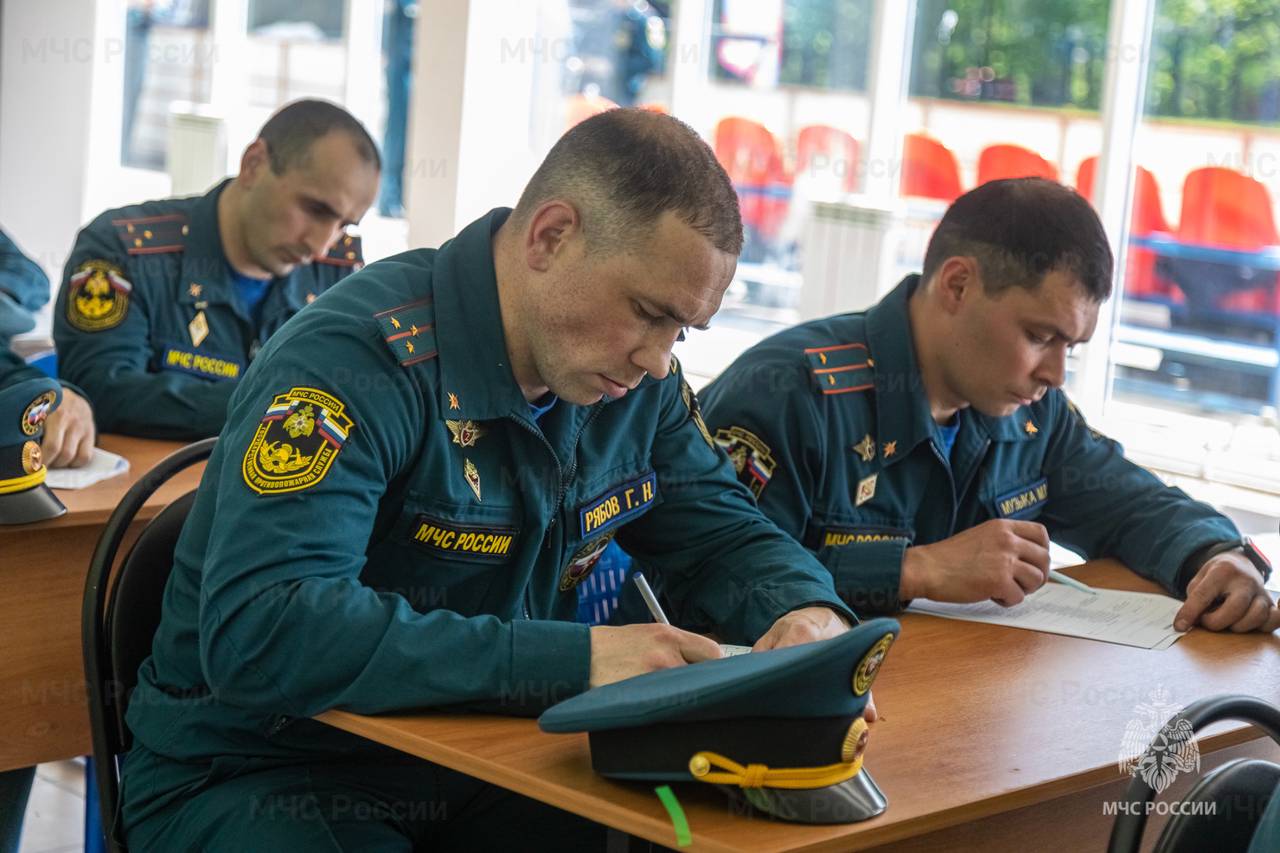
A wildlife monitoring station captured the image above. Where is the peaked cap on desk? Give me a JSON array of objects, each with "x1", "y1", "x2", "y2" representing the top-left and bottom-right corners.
[
  {"x1": 539, "y1": 618, "x2": 900, "y2": 824},
  {"x1": 0, "y1": 376, "x2": 65, "y2": 524}
]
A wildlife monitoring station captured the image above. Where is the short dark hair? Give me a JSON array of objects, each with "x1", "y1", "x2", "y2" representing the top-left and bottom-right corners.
[
  {"x1": 257, "y1": 99, "x2": 381, "y2": 175},
  {"x1": 513, "y1": 109, "x2": 743, "y2": 256},
  {"x1": 921, "y1": 177, "x2": 1113, "y2": 301}
]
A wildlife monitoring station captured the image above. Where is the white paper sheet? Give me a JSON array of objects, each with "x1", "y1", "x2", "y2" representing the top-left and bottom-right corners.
[
  {"x1": 46, "y1": 447, "x2": 129, "y2": 489},
  {"x1": 907, "y1": 584, "x2": 1187, "y2": 649},
  {"x1": 719, "y1": 644, "x2": 752, "y2": 657}
]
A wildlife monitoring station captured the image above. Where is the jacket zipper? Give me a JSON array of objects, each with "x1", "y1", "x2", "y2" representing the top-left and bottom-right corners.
[{"x1": 507, "y1": 404, "x2": 603, "y2": 619}]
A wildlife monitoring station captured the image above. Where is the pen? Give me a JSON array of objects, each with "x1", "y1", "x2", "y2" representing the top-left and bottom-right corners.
[
  {"x1": 1049, "y1": 569, "x2": 1098, "y2": 595},
  {"x1": 633, "y1": 573, "x2": 670, "y2": 625}
]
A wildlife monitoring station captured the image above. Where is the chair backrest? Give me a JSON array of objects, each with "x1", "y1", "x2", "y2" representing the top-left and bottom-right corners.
[
  {"x1": 81, "y1": 437, "x2": 216, "y2": 852},
  {"x1": 1108, "y1": 694, "x2": 1280, "y2": 853},
  {"x1": 900, "y1": 132, "x2": 964, "y2": 202},
  {"x1": 796, "y1": 125, "x2": 860, "y2": 194},
  {"x1": 1179, "y1": 166, "x2": 1280, "y2": 249},
  {"x1": 713, "y1": 116, "x2": 791, "y2": 239},
  {"x1": 1076, "y1": 156, "x2": 1172, "y2": 235},
  {"x1": 976, "y1": 143, "x2": 1059, "y2": 185}
]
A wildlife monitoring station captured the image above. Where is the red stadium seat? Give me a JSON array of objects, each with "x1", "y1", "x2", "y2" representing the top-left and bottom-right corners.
[
  {"x1": 713, "y1": 117, "x2": 792, "y2": 241},
  {"x1": 977, "y1": 143, "x2": 1059, "y2": 185},
  {"x1": 1077, "y1": 156, "x2": 1177, "y2": 303},
  {"x1": 796, "y1": 125, "x2": 860, "y2": 194},
  {"x1": 900, "y1": 133, "x2": 963, "y2": 202}
]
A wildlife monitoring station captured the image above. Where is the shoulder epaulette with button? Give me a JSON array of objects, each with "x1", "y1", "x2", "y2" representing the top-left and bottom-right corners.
[
  {"x1": 112, "y1": 213, "x2": 189, "y2": 255},
  {"x1": 317, "y1": 233, "x2": 364, "y2": 269},
  {"x1": 804, "y1": 342, "x2": 875, "y2": 396},
  {"x1": 375, "y1": 297, "x2": 438, "y2": 367}
]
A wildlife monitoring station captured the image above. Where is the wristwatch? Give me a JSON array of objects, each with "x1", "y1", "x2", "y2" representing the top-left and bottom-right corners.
[{"x1": 1198, "y1": 537, "x2": 1272, "y2": 583}]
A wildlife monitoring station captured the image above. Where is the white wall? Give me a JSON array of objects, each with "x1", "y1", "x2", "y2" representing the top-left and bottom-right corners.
[{"x1": 1, "y1": 0, "x2": 126, "y2": 283}]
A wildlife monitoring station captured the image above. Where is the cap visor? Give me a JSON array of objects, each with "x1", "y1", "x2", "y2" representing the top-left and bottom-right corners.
[
  {"x1": 721, "y1": 769, "x2": 888, "y2": 825},
  {"x1": 0, "y1": 484, "x2": 67, "y2": 525}
]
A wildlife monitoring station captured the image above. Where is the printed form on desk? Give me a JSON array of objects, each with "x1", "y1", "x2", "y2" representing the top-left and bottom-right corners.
[{"x1": 907, "y1": 584, "x2": 1186, "y2": 650}]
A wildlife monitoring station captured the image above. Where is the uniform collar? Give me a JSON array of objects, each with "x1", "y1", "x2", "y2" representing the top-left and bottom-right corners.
[
  {"x1": 179, "y1": 179, "x2": 236, "y2": 307},
  {"x1": 865, "y1": 274, "x2": 1039, "y2": 464},
  {"x1": 432, "y1": 208, "x2": 533, "y2": 422},
  {"x1": 865, "y1": 275, "x2": 938, "y2": 466}
]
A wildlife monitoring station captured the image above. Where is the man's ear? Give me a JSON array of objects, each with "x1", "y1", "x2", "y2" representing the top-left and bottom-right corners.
[
  {"x1": 524, "y1": 201, "x2": 581, "y2": 273},
  {"x1": 237, "y1": 139, "x2": 271, "y2": 189},
  {"x1": 933, "y1": 256, "x2": 981, "y2": 314}
]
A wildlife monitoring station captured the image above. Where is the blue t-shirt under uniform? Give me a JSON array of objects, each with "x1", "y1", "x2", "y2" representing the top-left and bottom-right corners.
[
  {"x1": 228, "y1": 266, "x2": 272, "y2": 324},
  {"x1": 936, "y1": 413, "x2": 961, "y2": 460}
]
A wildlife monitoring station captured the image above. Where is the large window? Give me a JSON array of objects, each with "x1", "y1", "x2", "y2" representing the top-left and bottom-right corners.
[
  {"x1": 910, "y1": 0, "x2": 1109, "y2": 109},
  {"x1": 1097, "y1": 1, "x2": 1280, "y2": 509}
]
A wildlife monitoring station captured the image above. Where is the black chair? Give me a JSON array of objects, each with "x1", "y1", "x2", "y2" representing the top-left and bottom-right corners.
[
  {"x1": 1108, "y1": 694, "x2": 1280, "y2": 853},
  {"x1": 81, "y1": 437, "x2": 216, "y2": 852}
]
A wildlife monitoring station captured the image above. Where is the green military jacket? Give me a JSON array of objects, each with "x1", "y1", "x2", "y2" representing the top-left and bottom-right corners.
[
  {"x1": 699, "y1": 275, "x2": 1239, "y2": 613},
  {"x1": 0, "y1": 347, "x2": 40, "y2": 388},
  {"x1": 124, "y1": 209, "x2": 850, "y2": 770},
  {"x1": 53, "y1": 180, "x2": 363, "y2": 439}
]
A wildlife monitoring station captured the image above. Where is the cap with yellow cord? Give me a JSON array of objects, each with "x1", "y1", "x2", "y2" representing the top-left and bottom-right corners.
[
  {"x1": 0, "y1": 376, "x2": 65, "y2": 525},
  {"x1": 538, "y1": 617, "x2": 899, "y2": 824}
]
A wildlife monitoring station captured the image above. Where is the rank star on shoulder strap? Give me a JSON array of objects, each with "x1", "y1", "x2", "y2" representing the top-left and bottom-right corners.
[
  {"x1": 375, "y1": 297, "x2": 439, "y2": 367},
  {"x1": 112, "y1": 213, "x2": 189, "y2": 255},
  {"x1": 804, "y1": 342, "x2": 874, "y2": 395}
]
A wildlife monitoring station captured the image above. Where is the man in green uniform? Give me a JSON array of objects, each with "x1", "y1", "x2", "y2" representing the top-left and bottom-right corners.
[
  {"x1": 120, "y1": 109, "x2": 856, "y2": 849},
  {"x1": 55, "y1": 99, "x2": 378, "y2": 440},
  {"x1": 699, "y1": 177, "x2": 1277, "y2": 634},
  {"x1": 1, "y1": 229, "x2": 96, "y2": 466}
]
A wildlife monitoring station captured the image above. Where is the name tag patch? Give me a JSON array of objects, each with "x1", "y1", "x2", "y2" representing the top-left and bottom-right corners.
[
  {"x1": 994, "y1": 478, "x2": 1049, "y2": 519},
  {"x1": 160, "y1": 344, "x2": 243, "y2": 380},
  {"x1": 818, "y1": 527, "x2": 913, "y2": 549},
  {"x1": 409, "y1": 515, "x2": 519, "y2": 563},
  {"x1": 578, "y1": 471, "x2": 658, "y2": 538}
]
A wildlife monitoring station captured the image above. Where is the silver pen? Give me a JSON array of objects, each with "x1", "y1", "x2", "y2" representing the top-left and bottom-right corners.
[{"x1": 632, "y1": 573, "x2": 670, "y2": 624}]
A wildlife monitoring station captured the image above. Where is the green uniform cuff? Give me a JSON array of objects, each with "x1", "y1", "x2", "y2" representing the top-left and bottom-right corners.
[
  {"x1": 828, "y1": 539, "x2": 909, "y2": 614},
  {"x1": 506, "y1": 619, "x2": 591, "y2": 713},
  {"x1": 737, "y1": 580, "x2": 857, "y2": 643}
]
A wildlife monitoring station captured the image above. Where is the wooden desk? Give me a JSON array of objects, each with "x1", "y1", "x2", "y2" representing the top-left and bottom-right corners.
[
  {"x1": 0, "y1": 435, "x2": 204, "y2": 772},
  {"x1": 318, "y1": 561, "x2": 1280, "y2": 852}
]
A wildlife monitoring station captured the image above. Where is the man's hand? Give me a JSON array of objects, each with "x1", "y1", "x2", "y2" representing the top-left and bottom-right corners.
[
  {"x1": 752, "y1": 606, "x2": 850, "y2": 653},
  {"x1": 588, "y1": 623, "x2": 722, "y2": 688},
  {"x1": 1175, "y1": 552, "x2": 1280, "y2": 633},
  {"x1": 41, "y1": 386, "x2": 96, "y2": 468},
  {"x1": 754, "y1": 608, "x2": 877, "y2": 722},
  {"x1": 900, "y1": 519, "x2": 1050, "y2": 606}
]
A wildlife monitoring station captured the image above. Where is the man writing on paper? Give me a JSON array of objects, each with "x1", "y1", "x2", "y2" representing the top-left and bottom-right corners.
[
  {"x1": 697, "y1": 178, "x2": 1278, "y2": 634},
  {"x1": 54, "y1": 100, "x2": 378, "y2": 440},
  {"x1": 119, "y1": 110, "x2": 858, "y2": 850}
]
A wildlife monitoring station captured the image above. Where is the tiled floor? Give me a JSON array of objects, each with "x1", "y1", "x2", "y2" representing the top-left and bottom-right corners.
[{"x1": 17, "y1": 761, "x2": 85, "y2": 853}]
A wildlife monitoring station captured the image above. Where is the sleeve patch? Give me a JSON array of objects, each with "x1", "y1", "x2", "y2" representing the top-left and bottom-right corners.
[
  {"x1": 679, "y1": 377, "x2": 715, "y2": 447},
  {"x1": 804, "y1": 342, "x2": 874, "y2": 395},
  {"x1": 713, "y1": 425, "x2": 776, "y2": 498},
  {"x1": 242, "y1": 387, "x2": 355, "y2": 495},
  {"x1": 375, "y1": 298, "x2": 439, "y2": 366},
  {"x1": 112, "y1": 213, "x2": 188, "y2": 255},
  {"x1": 67, "y1": 260, "x2": 131, "y2": 331}
]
